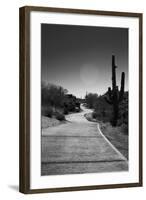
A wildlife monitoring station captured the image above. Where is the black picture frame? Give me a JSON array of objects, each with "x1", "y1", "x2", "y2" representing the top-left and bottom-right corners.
[{"x1": 19, "y1": 6, "x2": 143, "y2": 194}]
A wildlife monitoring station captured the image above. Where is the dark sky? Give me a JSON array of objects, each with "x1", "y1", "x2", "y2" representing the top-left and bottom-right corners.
[{"x1": 41, "y1": 23, "x2": 128, "y2": 98}]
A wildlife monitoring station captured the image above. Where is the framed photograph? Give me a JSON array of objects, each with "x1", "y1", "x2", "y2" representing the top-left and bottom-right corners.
[{"x1": 19, "y1": 6, "x2": 143, "y2": 194}]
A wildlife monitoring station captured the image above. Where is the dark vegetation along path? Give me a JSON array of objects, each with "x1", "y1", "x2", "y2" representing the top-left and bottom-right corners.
[{"x1": 41, "y1": 105, "x2": 128, "y2": 175}]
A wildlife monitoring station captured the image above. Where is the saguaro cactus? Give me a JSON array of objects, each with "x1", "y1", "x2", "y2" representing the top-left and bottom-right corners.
[{"x1": 105, "y1": 55, "x2": 125, "y2": 126}]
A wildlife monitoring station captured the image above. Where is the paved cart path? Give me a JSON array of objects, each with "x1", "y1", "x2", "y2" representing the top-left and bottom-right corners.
[{"x1": 41, "y1": 105, "x2": 128, "y2": 175}]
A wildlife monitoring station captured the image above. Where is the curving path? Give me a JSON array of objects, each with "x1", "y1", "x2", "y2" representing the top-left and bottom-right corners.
[{"x1": 41, "y1": 105, "x2": 128, "y2": 175}]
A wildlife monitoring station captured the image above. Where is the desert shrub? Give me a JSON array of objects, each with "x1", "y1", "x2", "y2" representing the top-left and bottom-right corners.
[
  {"x1": 46, "y1": 107, "x2": 53, "y2": 118},
  {"x1": 63, "y1": 107, "x2": 69, "y2": 114},
  {"x1": 100, "y1": 122, "x2": 110, "y2": 131},
  {"x1": 75, "y1": 107, "x2": 80, "y2": 112},
  {"x1": 41, "y1": 82, "x2": 68, "y2": 108},
  {"x1": 55, "y1": 112, "x2": 65, "y2": 121},
  {"x1": 120, "y1": 123, "x2": 128, "y2": 135},
  {"x1": 91, "y1": 91, "x2": 128, "y2": 126},
  {"x1": 85, "y1": 93, "x2": 98, "y2": 108},
  {"x1": 68, "y1": 102, "x2": 76, "y2": 112},
  {"x1": 92, "y1": 112, "x2": 98, "y2": 119},
  {"x1": 41, "y1": 106, "x2": 53, "y2": 117}
]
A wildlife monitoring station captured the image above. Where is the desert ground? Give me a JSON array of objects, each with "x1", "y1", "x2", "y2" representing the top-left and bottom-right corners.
[{"x1": 41, "y1": 104, "x2": 128, "y2": 175}]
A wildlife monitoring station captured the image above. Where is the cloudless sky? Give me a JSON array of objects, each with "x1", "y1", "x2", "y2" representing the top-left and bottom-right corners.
[{"x1": 41, "y1": 24, "x2": 128, "y2": 98}]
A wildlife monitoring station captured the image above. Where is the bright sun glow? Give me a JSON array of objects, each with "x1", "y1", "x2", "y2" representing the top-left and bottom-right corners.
[{"x1": 80, "y1": 64, "x2": 99, "y2": 86}]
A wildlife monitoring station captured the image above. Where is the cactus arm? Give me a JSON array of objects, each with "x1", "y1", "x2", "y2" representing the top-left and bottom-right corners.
[
  {"x1": 112, "y1": 55, "x2": 117, "y2": 90},
  {"x1": 119, "y1": 72, "x2": 125, "y2": 102},
  {"x1": 108, "y1": 87, "x2": 112, "y2": 99}
]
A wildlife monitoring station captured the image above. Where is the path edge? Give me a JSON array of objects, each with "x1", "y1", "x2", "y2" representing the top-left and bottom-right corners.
[{"x1": 97, "y1": 123, "x2": 128, "y2": 163}]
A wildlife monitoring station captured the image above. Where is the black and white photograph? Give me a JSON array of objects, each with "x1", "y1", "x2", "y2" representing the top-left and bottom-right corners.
[
  {"x1": 19, "y1": 6, "x2": 142, "y2": 193},
  {"x1": 41, "y1": 23, "x2": 129, "y2": 176}
]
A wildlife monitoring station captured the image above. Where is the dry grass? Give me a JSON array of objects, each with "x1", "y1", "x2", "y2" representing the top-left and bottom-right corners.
[
  {"x1": 100, "y1": 122, "x2": 128, "y2": 159},
  {"x1": 41, "y1": 116, "x2": 65, "y2": 129}
]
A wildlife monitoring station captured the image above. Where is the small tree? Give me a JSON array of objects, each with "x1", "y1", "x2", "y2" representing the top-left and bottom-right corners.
[
  {"x1": 41, "y1": 82, "x2": 68, "y2": 110},
  {"x1": 85, "y1": 93, "x2": 98, "y2": 108}
]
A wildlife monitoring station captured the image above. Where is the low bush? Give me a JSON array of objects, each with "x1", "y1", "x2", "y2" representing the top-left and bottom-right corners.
[
  {"x1": 42, "y1": 106, "x2": 53, "y2": 118},
  {"x1": 63, "y1": 107, "x2": 69, "y2": 115},
  {"x1": 92, "y1": 112, "x2": 98, "y2": 119},
  {"x1": 120, "y1": 123, "x2": 128, "y2": 135},
  {"x1": 55, "y1": 112, "x2": 65, "y2": 121},
  {"x1": 75, "y1": 107, "x2": 80, "y2": 112}
]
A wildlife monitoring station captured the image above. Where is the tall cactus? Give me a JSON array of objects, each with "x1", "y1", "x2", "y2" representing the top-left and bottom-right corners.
[{"x1": 105, "y1": 55, "x2": 125, "y2": 126}]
